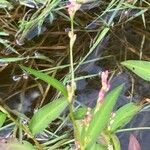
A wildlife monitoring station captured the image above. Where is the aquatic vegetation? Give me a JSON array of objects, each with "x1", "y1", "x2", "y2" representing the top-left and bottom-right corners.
[{"x1": 0, "y1": 0, "x2": 150, "y2": 150}]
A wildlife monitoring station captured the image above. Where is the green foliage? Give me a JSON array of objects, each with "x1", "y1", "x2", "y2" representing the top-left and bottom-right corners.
[
  {"x1": 16, "y1": 0, "x2": 60, "y2": 43},
  {"x1": 121, "y1": 60, "x2": 150, "y2": 81},
  {"x1": 0, "y1": 57, "x2": 26, "y2": 63},
  {"x1": 29, "y1": 97, "x2": 68, "y2": 135},
  {"x1": 0, "y1": 31, "x2": 9, "y2": 36},
  {"x1": 0, "y1": 140, "x2": 36, "y2": 150},
  {"x1": 20, "y1": 66, "x2": 68, "y2": 98},
  {"x1": 0, "y1": 111, "x2": 7, "y2": 128},
  {"x1": 83, "y1": 84, "x2": 124, "y2": 148},
  {"x1": 73, "y1": 106, "x2": 88, "y2": 120},
  {"x1": 0, "y1": 55, "x2": 51, "y2": 63},
  {"x1": 109, "y1": 102, "x2": 141, "y2": 133},
  {"x1": 110, "y1": 134, "x2": 121, "y2": 150},
  {"x1": 88, "y1": 143, "x2": 107, "y2": 150},
  {"x1": 0, "y1": 31, "x2": 19, "y2": 54},
  {"x1": 0, "y1": 0, "x2": 13, "y2": 9},
  {"x1": 0, "y1": 0, "x2": 149, "y2": 149}
]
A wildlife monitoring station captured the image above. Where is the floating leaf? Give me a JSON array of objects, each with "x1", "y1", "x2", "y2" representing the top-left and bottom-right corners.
[
  {"x1": 110, "y1": 102, "x2": 141, "y2": 133},
  {"x1": 128, "y1": 134, "x2": 141, "y2": 150},
  {"x1": 84, "y1": 84, "x2": 124, "y2": 148},
  {"x1": 121, "y1": 60, "x2": 150, "y2": 81},
  {"x1": 0, "y1": 140, "x2": 36, "y2": 150},
  {"x1": 20, "y1": 66, "x2": 68, "y2": 98},
  {"x1": 0, "y1": 111, "x2": 7, "y2": 128},
  {"x1": 29, "y1": 97, "x2": 68, "y2": 135}
]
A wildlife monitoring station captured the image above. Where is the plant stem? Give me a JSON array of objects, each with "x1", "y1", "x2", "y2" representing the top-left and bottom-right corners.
[
  {"x1": 70, "y1": 16, "x2": 75, "y2": 88},
  {"x1": 68, "y1": 14, "x2": 81, "y2": 148},
  {"x1": 117, "y1": 127, "x2": 150, "y2": 133}
]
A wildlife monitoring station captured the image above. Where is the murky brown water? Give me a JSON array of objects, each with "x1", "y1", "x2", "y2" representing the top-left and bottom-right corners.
[{"x1": 0, "y1": 3, "x2": 150, "y2": 149}]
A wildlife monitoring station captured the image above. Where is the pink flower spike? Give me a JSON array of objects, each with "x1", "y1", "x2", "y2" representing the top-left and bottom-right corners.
[
  {"x1": 67, "y1": 0, "x2": 81, "y2": 17},
  {"x1": 101, "y1": 70, "x2": 109, "y2": 85},
  {"x1": 98, "y1": 89, "x2": 105, "y2": 102},
  {"x1": 97, "y1": 70, "x2": 110, "y2": 103},
  {"x1": 128, "y1": 134, "x2": 141, "y2": 150}
]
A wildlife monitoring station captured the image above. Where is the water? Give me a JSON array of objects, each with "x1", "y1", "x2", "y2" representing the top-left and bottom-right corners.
[
  {"x1": 74, "y1": 11, "x2": 150, "y2": 148},
  {"x1": 0, "y1": 3, "x2": 149, "y2": 149}
]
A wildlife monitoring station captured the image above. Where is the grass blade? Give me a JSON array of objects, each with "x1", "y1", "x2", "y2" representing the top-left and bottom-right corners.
[
  {"x1": 0, "y1": 57, "x2": 26, "y2": 63},
  {"x1": 0, "y1": 111, "x2": 7, "y2": 128},
  {"x1": 20, "y1": 66, "x2": 68, "y2": 98}
]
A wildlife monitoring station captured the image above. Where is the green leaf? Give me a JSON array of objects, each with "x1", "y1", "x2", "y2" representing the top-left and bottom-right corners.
[
  {"x1": 0, "y1": 140, "x2": 36, "y2": 150},
  {"x1": 0, "y1": 57, "x2": 26, "y2": 63},
  {"x1": 84, "y1": 84, "x2": 124, "y2": 148},
  {"x1": 29, "y1": 97, "x2": 68, "y2": 135},
  {"x1": 121, "y1": 60, "x2": 150, "y2": 81},
  {"x1": 110, "y1": 102, "x2": 141, "y2": 133},
  {"x1": 0, "y1": 0, "x2": 13, "y2": 9},
  {"x1": 0, "y1": 111, "x2": 7, "y2": 128},
  {"x1": 88, "y1": 143, "x2": 107, "y2": 150},
  {"x1": 110, "y1": 134, "x2": 121, "y2": 150},
  {"x1": 73, "y1": 106, "x2": 88, "y2": 120},
  {"x1": 20, "y1": 66, "x2": 68, "y2": 98},
  {"x1": 0, "y1": 31, "x2": 9, "y2": 36}
]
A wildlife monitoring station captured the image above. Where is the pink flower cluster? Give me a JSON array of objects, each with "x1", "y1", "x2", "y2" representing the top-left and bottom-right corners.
[
  {"x1": 97, "y1": 70, "x2": 110, "y2": 103},
  {"x1": 67, "y1": 0, "x2": 81, "y2": 17}
]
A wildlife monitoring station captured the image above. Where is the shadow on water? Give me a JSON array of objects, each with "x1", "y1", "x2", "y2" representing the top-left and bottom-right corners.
[{"x1": 0, "y1": 3, "x2": 150, "y2": 149}]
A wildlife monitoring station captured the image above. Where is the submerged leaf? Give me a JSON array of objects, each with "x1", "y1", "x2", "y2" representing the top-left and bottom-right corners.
[
  {"x1": 121, "y1": 60, "x2": 150, "y2": 81},
  {"x1": 84, "y1": 84, "x2": 124, "y2": 148},
  {"x1": 20, "y1": 66, "x2": 68, "y2": 98},
  {"x1": 29, "y1": 97, "x2": 68, "y2": 135},
  {"x1": 0, "y1": 111, "x2": 7, "y2": 128},
  {"x1": 128, "y1": 134, "x2": 141, "y2": 150},
  {"x1": 110, "y1": 102, "x2": 141, "y2": 133}
]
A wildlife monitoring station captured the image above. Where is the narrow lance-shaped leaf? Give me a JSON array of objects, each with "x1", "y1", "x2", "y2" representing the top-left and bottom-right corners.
[
  {"x1": 84, "y1": 84, "x2": 124, "y2": 148},
  {"x1": 20, "y1": 65, "x2": 68, "y2": 98},
  {"x1": 110, "y1": 102, "x2": 141, "y2": 133},
  {"x1": 121, "y1": 60, "x2": 150, "y2": 81},
  {"x1": 0, "y1": 57, "x2": 26, "y2": 63},
  {"x1": 29, "y1": 97, "x2": 68, "y2": 135},
  {"x1": 0, "y1": 111, "x2": 7, "y2": 128}
]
